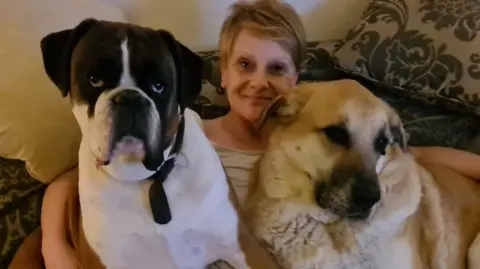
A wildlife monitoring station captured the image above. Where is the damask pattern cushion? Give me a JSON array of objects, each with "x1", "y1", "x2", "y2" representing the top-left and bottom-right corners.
[
  {"x1": 302, "y1": 68, "x2": 480, "y2": 149},
  {"x1": 331, "y1": 0, "x2": 480, "y2": 116},
  {"x1": 344, "y1": 73, "x2": 480, "y2": 148},
  {"x1": 0, "y1": 157, "x2": 45, "y2": 268}
]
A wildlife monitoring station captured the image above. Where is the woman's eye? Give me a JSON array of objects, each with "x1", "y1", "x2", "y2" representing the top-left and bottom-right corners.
[
  {"x1": 151, "y1": 82, "x2": 164, "y2": 93},
  {"x1": 269, "y1": 64, "x2": 286, "y2": 75},
  {"x1": 89, "y1": 76, "x2": 104, "y2": 88},
  {"x1": 239, "y1": 60, "x2": 249, "y2": 69}
]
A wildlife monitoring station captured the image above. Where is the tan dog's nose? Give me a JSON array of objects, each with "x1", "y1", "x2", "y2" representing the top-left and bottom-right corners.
[{"x1": 351, "y1": 173, "x2": 381, "y2": 212}]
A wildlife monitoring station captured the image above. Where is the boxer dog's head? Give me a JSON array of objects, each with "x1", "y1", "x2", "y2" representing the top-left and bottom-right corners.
[{"x1": 40, "y1": 19, "x2": 203, "y2": 180}]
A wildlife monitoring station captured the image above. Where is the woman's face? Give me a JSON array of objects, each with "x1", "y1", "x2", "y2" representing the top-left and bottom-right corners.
[{"x1": 221, "y1": 29, "x2": 299, "y2": 125}]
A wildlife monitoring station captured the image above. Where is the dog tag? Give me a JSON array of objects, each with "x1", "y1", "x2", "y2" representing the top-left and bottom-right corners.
[{"x1": 149, "y1": 158, "x2": 175, "y2": 225}]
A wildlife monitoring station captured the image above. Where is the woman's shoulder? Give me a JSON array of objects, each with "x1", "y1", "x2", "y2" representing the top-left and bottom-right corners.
[
  {"x1": 202, "y1": 118, "x2": 218, "y2": 131},
  {"x1": 202, "y1": 117, "x2": 223, "y2": 142},
  {"x1": 184, "y1": 109, "x2": 223, "y2": 147}
]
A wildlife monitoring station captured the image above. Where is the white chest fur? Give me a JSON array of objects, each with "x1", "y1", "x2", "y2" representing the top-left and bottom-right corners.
[
  {"x1": 375, "y1": 224, "x2": 420, "y2": 269},
  {"x1": 78, "y1": 109, "x2": 243, "y2": 269}
]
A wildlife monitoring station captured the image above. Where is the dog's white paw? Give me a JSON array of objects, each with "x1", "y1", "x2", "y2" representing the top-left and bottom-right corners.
[{"x1": 369, "y1": 154, "x2": 421, "y2": 232}]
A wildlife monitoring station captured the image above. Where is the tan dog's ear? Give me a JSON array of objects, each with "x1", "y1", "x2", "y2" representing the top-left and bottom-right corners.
[
  {"x1": 256, "y1": 94, "x2": 299, "y2": 132},
  {"x1": 256, "y1": 83, "x2": 317, "y2": 131},
  {"x1": 388, "y1": 116, "x2": 409, "y2": 151},
  {"x1": 395, "y1": 124, "x2": 409, "y2": 150},
  {"x1": 257, "y1": 96, "x2": 286, "y2": 128}
]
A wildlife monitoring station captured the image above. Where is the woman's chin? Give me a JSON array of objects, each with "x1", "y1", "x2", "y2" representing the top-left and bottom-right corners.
[
  {"x1": 230, "y1": 101, "x2": 270, "y2": 124},
  {"x1": 239, "y1": 109, "x2": 264, "y2": 125}
]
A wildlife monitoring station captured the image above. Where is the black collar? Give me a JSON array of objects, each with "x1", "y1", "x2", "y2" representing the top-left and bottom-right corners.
[{"x1": 148, "y1": 115, "x2": 185, "y2": 225}]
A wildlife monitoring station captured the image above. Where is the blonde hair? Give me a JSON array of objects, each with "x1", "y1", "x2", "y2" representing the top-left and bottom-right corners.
[{"x1": 219, "y1": 0, "x2": 307, "y2": 72}]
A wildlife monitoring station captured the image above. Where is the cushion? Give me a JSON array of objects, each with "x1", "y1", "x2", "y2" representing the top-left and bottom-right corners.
[
  {"x1": 331, "y1": 0, "x2": 480, "y2": 116},
  {"x1": 0, "y1": 157, "x2": 45, "y2": 268},
  {"x1": 341, "y1": 73, "x2": 480, "y2": 149},
  {"x1": 0, "y1": 0, "x2": 127, "y2": 183},
  {"x1": 101, "y1": 0, "x2": 372, "y2": 49}
]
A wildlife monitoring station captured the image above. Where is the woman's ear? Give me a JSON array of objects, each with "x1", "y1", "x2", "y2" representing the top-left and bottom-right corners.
[{"x1": 220, "y1": 65, "x2": 228, "y2": 89}]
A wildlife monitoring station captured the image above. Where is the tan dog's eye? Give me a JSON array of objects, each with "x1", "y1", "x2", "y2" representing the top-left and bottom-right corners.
[
  {"x1": 322, "y1": 124, "x2": 351, "y2": 148},
  {"x1": 374, "y1": 133, "x2": 389, "y2": 155}
]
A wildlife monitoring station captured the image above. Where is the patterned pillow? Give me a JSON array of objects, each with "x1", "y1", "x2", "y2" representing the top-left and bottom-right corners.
[
  {"x1": 300, "y1": 69, "x2": 480, "y2": 150},
  {"x1": 0, "y1": 157, "x2": 45, "y2": 267},
  {"x1": 331, "y1": 0, "x2": 480, "y2": 116},
  {"x1": 345, "y1": 73, "x2": 480, "y2": 149}
]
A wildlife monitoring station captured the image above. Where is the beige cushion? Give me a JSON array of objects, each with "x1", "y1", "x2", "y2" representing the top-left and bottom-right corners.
[
  {"x1": 103, "y1": 0, "x2": 372, "y2": 50},
  {"x1": 0, "y1": 0, "x2": 126, "y2": 183}
]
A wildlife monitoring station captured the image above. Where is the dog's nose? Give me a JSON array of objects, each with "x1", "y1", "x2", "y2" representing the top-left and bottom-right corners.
[
  {"x1": 352, "y1": 173, "x2": 381, "y2": 210},
  {"x1": 112, "y1": 90, "x2": 149, "y2": 106}
]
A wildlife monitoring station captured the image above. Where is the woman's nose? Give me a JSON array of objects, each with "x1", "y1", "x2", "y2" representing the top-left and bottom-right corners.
[{"x1": 249, "y1": 70, "x2": 269, "y2": 90}]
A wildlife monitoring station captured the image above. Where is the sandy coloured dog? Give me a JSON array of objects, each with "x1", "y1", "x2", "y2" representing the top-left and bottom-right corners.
[{"x1": 245, "y1": 80, "x2": 480, "y2": 269}]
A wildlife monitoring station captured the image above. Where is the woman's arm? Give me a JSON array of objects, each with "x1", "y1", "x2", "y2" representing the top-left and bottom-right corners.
[
  {"x1": 41, "y1": 168, "x2": 80, "y2": 269},
  {"x1": 411, "y1": 146, "x2": 480, "y2": 181}
]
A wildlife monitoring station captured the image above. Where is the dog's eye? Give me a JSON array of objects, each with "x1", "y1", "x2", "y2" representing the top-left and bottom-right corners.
[
  {"x1": 374, "y1": 134, "x2": 389, "y2": 155},
  {"x1": 89, "y1": 76, "x2": 104, "y2": 88},
  {"x1": 151, "y1": 82, "x2": 164, "y2": 93},
  {"x1": 322, "y1": 125, "x2": 351, "y2": 148}
]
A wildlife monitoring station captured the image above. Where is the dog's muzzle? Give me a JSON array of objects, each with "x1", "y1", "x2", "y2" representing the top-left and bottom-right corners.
[
  {"x1": 315, "y1": 170, "x2": 381, "y2": 221},
  {"x1": 95, "y1": 88, "x2": 164, "y2": 169},
  {"x1": 347, "y1": 173, "x2": 381, "y2": 219},
  {"x1": 112, "y1": 89, "x2": 150, "y2": 107}
]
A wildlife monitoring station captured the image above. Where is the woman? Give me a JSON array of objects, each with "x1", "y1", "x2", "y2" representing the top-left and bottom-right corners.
[{"x1": 40, "y1": 1, "x2": 480, "y2": 268}]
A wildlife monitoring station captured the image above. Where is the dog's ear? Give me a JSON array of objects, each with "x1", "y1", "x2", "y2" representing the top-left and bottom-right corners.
[
  {"x1": 257, "y1": 83, "x2": 316, "y2": 131},
  {"x1": 158, "y1": 30, "x2": 203, "y2": 111},
  {"x1": 390, "y1": 124, "x2": 409, "y2": 151},
  {"x1": 256, "y1": 94, "x2": 300, "y2": 132},
  {"x1": 40, "y1": 18, "x2": 99, "y2": 97},
  {"x1": 386, "y1": 108, "x2": 409, "y2": 151}
]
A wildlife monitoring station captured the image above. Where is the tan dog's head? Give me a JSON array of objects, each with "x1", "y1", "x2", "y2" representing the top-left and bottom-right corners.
[{"x1": 260, "y1": 80, "x2": 408, "y2": 220}]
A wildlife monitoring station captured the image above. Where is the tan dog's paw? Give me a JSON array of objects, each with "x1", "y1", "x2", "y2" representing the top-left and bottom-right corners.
[{"x1": 370, "y1": 149, "x2": 421, "y2": 228}]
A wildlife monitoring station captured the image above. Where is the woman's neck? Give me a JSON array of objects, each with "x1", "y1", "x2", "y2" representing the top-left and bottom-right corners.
[{"x1": 218, "y1": 112, "x2": 267, "y2": 151}]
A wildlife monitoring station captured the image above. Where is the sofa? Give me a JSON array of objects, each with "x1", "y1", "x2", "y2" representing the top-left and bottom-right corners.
[{"x1": 2, "y1": 0, "x2": 480, "y2": 267}]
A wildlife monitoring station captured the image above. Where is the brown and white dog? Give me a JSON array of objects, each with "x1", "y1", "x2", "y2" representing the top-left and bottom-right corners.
[
  {"x1": 40, "y1": 19, "x2": 277, "y2": 269},
  {"x1": 245, "y1": 80, "x2": 480, "y2": 269}
]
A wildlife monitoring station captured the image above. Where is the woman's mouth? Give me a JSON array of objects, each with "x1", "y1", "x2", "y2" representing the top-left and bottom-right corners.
[{"x1": 240, "y1": 95, "x2": 274, "y2": 105}]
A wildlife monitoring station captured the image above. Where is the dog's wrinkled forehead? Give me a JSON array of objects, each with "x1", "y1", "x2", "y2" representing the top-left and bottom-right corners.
[
  {"x1": 70, "y1": 21, "x2": 177, "y2": 114},
  {"x1": 288, "y1": 80, "x2": 406, "y2": 150},
  {"x1": 302, "y1": 81, "x2": 397, "y2": 129},
  {"x1": 341, "y1": 98, "x2": 392, "y2": 137}
]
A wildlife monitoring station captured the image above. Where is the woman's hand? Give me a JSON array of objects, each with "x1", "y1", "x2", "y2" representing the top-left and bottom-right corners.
[
  {"x1": 408, "y1": 147, "x2": 421, "y2": 159},
  {"x1": 410, "y1": 146, "x2": 480, "y2": 181},
  {"x1": 40, "y1": 168, "x2": 80, "y2": 269}
]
